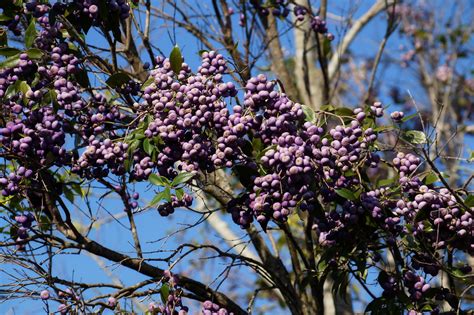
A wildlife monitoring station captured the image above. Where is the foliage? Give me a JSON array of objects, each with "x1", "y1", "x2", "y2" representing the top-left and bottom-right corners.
[{"x1": 0, "y1": 1, "x2": 473, "y2": 315}]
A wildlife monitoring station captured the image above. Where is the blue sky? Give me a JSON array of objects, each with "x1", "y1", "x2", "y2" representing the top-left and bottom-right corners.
[{"x1": 1, "y1": 1, "x2": 473, "y2": 314}]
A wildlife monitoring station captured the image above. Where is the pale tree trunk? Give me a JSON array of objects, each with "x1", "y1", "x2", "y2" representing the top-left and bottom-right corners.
[{"x1": 293, "y1": 0, "x2": 323, "y2": 109}]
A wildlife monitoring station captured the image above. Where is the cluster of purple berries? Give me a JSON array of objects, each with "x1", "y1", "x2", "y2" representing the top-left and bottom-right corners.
[
  {"x1": 227, "y1": 90, "x2": 381, "y2": 228},
  {"x1": 0, "y1": 167, "x2": 33, "y2": 197},
  {"x1": 310, "y1": 16, "x2": 334, "y2": 40},
  {"x1": 202, "y1": 300, "x2": 234, "y2": 315},
  {"x1": 147, "y1": 270, "x2": 189, "y2": 315},
  {"x1": 13, "y1": 212, "x2": 35, "y2": 251},
  {"x1": 390, "y1": 111, "x2": 405, "y2": 122},
  {"x1": 250, "y1": 0, "x2": 290, "y2": 18},
  {"x1": 403, "y1": 271, "x2": 430, "y2": 301},
  {"x1": 293, "y1": 5, "x2": 308, "y2": 21},
  {"x1": 73, "y1": 139, "x2": 129, "y2": 179},
  {"x1": 73, "y1": 0, "x2": 130, "y2": 24},
  {"x1": 139, "y1": 52, "x2": 237, "y2": 176},
  {"x1": 158, "y1": 194, "x2": 193, "y2": 216},
  {"x1": 116, "y1": 79, "x2": 141, "y2": 96}
]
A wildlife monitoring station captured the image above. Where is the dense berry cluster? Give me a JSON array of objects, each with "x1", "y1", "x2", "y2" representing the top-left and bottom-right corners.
[
  {"x1": 73, "y1": 139, "x2": 129, "y2": 178},
  {"x1": 0, "y1": 4, "x2": 472, "y2": 312},
  {"x1": 147, "y1": 270, "x2": 189, "y2": 315},
  {"x1": 250, "y1": 0, "x2": 289, "y2": 18},
  {"x1": 13, "y1": 212, "x2": 35, "y2": 251},
  {"x1": 72, "y1": 0, "x2": 130, "y2": 23},
  {"x1": 403, "y1": 271, "x2": 430, "y2": 301},
  {"x1": 139, "y1": 52, "x2": 237, "y2": 176},
  {"x1": 202, "y1": 300, "x2": 234, "y2": 315},
  {"x1": 157, "y1": 194, "x2": 193, "y2": 216}
]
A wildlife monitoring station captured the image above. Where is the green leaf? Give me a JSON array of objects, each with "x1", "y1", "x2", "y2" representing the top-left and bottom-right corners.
[
  {"x1": 106, "y1": 72, "x2": 131, "y2": 88},
  {"x1": 171, "y1": 172, "x2": 194, "y2": 186},
  {"x1": 25, "y1": 18, "x2": 37, "y2": 48},
  {"x1": 252, "y1": 138, "x2": 263, "y2": 153},
  {"x1": 0, "y1": 53, "x2": 20, "y2": 69},
  {"x1": 26, "y1": 48, "x2": 43, "y2": 59},
  {"x1": 0, "y1": 15, "x2": 12, "y2": 22},
  {"x1": 465, "y1": 195, "x2": 474, "y2": 207},
  {"x1": 71, "y1": 182, "x2": 86, "y2": 198},
  {"x1": 301, "y1": 104, "x2": 316, "y2": 123},
  {"x1": 160, "y1": 284, "x2": 170, "y2": 304},
  {"x1": 169, "y1": 46, "x2": 183, "y2": 74},
  {"x1": 401, "y1": 113, "x2": 418, "y2": 122},
  {"x1": 64, "y1": 187, "x2": 75, "y2": 203},
  {"x1": 322, "y1": 37, "x2": 332, "y2": 57},
  {"x1": 377, "y1": 177, "x2": 396, "y2": 187},
  {"x1": 403, "y1": 130, "x2": 427, "y2": 144},
  {"x1": 141, "y1": 77, "x2": 154, "y2": 91},
  {"x1": 128, "y1": 139, "x2": 141, "y2": 153},
  {"x1": 149, "y1": 188, "x2": 172, "y2": 206},
  {"x1": 0, "y1": 28, "x2": 7, "y2": 46},
  {"x1": 424, "y1": 172, "x2": 439, "y2": 185},
  {"x1": 149, "y1": 174, "x2": 170, "y2": 186},
  {"x1": 335, "y1": 107, "x2": 355, "y2": 117},
  {"x1": 74, "y1": 69, "x2": 91, "y2": 89},
  {"x1": 175, "y1": 188, "x2": 184, "y2": 200},
  {"x1": 320, "y1": 104, "x2": 336, "y2": 112},
  {"x1": 0, "y1": 47, "x2": 20, "y2": 56},
  {"x1": 4, "y1": 80, "x2": 30, "y2": 99},
  {"x1": 143, "y1": 138, "x2": 153, "y2": 155},
  {"x1": 335, "y1": 188, "x2": 357, "y2": 201}
]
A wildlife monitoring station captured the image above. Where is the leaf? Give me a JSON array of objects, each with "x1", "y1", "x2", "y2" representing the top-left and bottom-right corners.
[
  {"x1": 465, "y1": 195, "x2": 474, "y2": 207},
  {"x1": 4, "y1": 80, "x2": 30, "y2": 99},
  {"x1": 141, "y1": 77, "x2": 154, "y2": 91},
  {"x1": 401, "y1": 112, "x2": 417, "y2": 122},
  {"x1": 322, "y1": 37, "x2": 332, "y2": 57},
  {"x1": 175, "y1": 188, "x2": 184, "y2": 200},
  {"x1": 0, "y1": 53, "x2": 20, "y2": 69},
  {"x1": 143, "y1": 138, "x2": 153, "y2": 155},
  {"x1": 233, "y1": 164, "x2": 259, "y2": 188},
  {"x1": 169, "y1": 46, "x2": 183, "y2": 74},
  {"x1": 149, "y1": 174, "x2": 170, "y2": 187},
  {"x1": 424, "y1": 172, "x2": 439, "y2": 185},
  {"x1": 71, "y1": 182, "x2": 86, "y2": 198},
  {"x1": 64, "y1": 187, "x2": 75, "y2": 203},
  {"x1": 26, "y1": 48, "x2": 43, "y2": 59},
  {"x1": 0, "y1": 15, "x2": 12, "y2": 22},
  {"x1": 251, "y1": 137, "x2": 262, "y2": 150},
  {"x1": 365, "y1": 297, "x2": 384, "y2": 314},
  {"x1": 0, "y1": 28, "x2": 7, "y2": 46},
  {"x1": 335, "y1": 107, "x2": 355, "y2": 116},
  {"x1": 377, "y1": 177, "x2": 396, "y2": 187},
  {"x1": 106, "y1": 72, "x2": 131, "y2": 88},
  {"x1": 25, "y1": 18, "x2": 37, "y2": 48},
  {"x1": 0, "y1": 47, "x2": 20, "y2": 56},
  {"x1": 171, "y1": 172, "x2": 195, "y2": 186},
  {"x1": 335, "y1": 188, "x2": 356, "y2": 201},
  {"x1": 75, "y1": 69, "x2": 91, "y2": 89},
  {"x1": 403, "y1": 130, "x2": 427, "y2": 144},
  {"x1": 160, "y1": 284, "x2": 170, "y2": 304},
  {"x1": 149, "y1": 188, "x2": 172, "y2": 206},
  {"x1": 301, "y1": 104, "x2": 316, "y2": 122},
  {"x1": 320, "y1": 104, "x2": 336, "y2": 112},
  {"x1": 128, "y1": 139, "x2": 141, "y2": 153}
]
